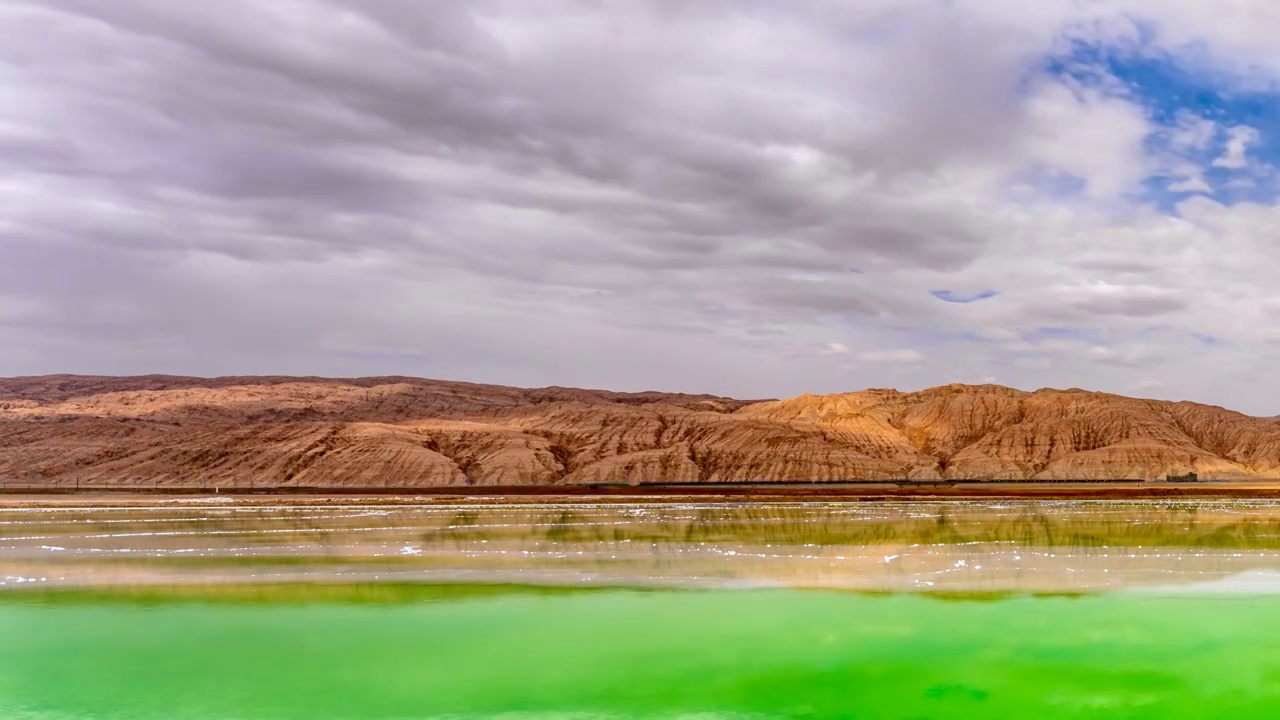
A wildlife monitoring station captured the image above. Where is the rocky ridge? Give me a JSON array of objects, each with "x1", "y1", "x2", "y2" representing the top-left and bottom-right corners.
[{"x1": 2, "y1": 375, "x2": 1280, "y2": 486}]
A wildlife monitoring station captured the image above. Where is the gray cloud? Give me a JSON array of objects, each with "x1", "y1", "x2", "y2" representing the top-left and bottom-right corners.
[
  {"x1": 4, "y1": 1, "x2": 1280, "y2": 413},
  {"x1": 1069, "y1": 290, "x2": 1191, "y2": 318}
]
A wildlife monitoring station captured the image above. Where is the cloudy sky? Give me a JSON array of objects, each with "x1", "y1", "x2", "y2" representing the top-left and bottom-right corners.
[{"x1": 5, "y1": 2, "x2": 1280, "y2": 413}]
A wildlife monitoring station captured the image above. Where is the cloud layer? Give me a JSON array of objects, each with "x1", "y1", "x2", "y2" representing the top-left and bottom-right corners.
[{"x1": 4, "y1": 1, "x2": 1280, "y2": 412}]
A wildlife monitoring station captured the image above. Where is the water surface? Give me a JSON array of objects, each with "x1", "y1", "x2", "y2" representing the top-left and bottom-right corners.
[
  {"x1": 7, "y1": 499, "x2": 1280, "y2": 592},
  {"x1": 4, "y1": 499, "x2": 1280, "y2": 718}
]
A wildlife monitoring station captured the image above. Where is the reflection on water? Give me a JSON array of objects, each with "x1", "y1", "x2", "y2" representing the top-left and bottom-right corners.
[{"x1": 5, "y1": 500, "x2": 1280, "y2": 594}]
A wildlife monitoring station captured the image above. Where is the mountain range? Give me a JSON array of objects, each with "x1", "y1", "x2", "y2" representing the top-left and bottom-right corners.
[{"x1": 3, "y1": 374, "x2": 1280, "y2": 486}]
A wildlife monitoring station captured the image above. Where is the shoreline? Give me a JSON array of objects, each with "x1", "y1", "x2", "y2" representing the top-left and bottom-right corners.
[{"x1": 5, "y1": 481, "x2": 1280, "y2": 506}]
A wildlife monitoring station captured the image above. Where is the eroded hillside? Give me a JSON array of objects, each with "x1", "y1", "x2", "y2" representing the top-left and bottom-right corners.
[{"x1": 3, "y1": 376, "x2": 1280, "y2": 486}]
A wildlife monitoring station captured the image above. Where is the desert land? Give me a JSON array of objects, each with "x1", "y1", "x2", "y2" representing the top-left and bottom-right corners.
[{"x1": 2, "y1": 375, "x2": 1280, "y2": 490}]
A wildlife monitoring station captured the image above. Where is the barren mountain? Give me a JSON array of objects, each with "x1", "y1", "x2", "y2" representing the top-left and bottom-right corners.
[{"x1": 3, "y1": 375, "x2": 1280, "y2": 486}]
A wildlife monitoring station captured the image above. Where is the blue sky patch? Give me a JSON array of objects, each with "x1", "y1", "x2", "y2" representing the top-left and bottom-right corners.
[
  {"x1": 1047, "y1": 38, "x2": 1280, "y2": 209},
  {"x1": 931, "y1": 289, "x2": 999, "y2": 304},
  {"x1": 1190, "y1": 332, "x2": 1227, "y2": 348}
]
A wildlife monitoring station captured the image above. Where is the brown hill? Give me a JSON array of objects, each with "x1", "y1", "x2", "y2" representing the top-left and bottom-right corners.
[{"x1": 2, "y1": 375, "x2": 1280, "y2": 487}]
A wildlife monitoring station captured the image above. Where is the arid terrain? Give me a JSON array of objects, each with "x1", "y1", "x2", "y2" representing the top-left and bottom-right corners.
[{"x1": 4, "y1": 375, "x2": 1280, "y2": 487}]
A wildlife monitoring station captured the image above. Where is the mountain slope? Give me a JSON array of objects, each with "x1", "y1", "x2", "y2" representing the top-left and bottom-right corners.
[{"x1": 3, "y1": 376, "x2": 1280, "y2": 486}]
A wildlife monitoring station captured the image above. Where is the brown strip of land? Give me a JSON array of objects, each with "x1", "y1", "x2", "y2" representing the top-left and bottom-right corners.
[{"x1": 5, "y1": 482, "x2": 1280, "y2": 507}]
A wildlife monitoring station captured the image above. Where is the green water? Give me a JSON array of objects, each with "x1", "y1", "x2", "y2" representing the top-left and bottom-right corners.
[
  {"x1": 4, "y1": 588, "x2": 1280, "y2": 719},
  {"x1": 6, "y1": 500, "x2": 1280, "y2": 717}
]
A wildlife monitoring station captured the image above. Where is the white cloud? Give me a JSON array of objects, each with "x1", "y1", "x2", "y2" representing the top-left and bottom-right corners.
[
  {"x1": 857, "y1": 349, "x2": 926, "y2": 364},
  {"x1": 1017, "y1": 76, "x2": 1154, "y2": 198},
  {"x1": 1167, "y1": 113, "x2": 1219, "y2": 152},
  {"x1": 1213, "y1": 125, "x2": 1261, "y2": 169},
  {"x1": 1168, "y1": 175, "x2": 1213, "y2": 193}
]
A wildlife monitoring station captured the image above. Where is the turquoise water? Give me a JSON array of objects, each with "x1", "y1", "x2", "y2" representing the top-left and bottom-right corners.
[{"x1": 4, "y1": 500, "x2": 1280, "y2": 718}]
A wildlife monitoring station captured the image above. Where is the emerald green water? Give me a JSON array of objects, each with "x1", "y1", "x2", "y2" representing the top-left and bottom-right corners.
[
  {"x1": 4, "y1": 589, "x2": 1280, "y2": 718},
  {"x1": 6, "y1": 500, "x2": 1280, "y2": 718}
]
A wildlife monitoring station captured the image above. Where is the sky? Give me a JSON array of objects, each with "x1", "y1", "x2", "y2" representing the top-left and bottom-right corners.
[{"x1": 5, "y1": 2, "x2": 1280, "y2": 414}]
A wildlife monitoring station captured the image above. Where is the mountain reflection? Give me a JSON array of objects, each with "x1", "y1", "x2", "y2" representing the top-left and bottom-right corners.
[{"x1": 4, "y1": 501, "x2": 1280, "y2": 594}]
